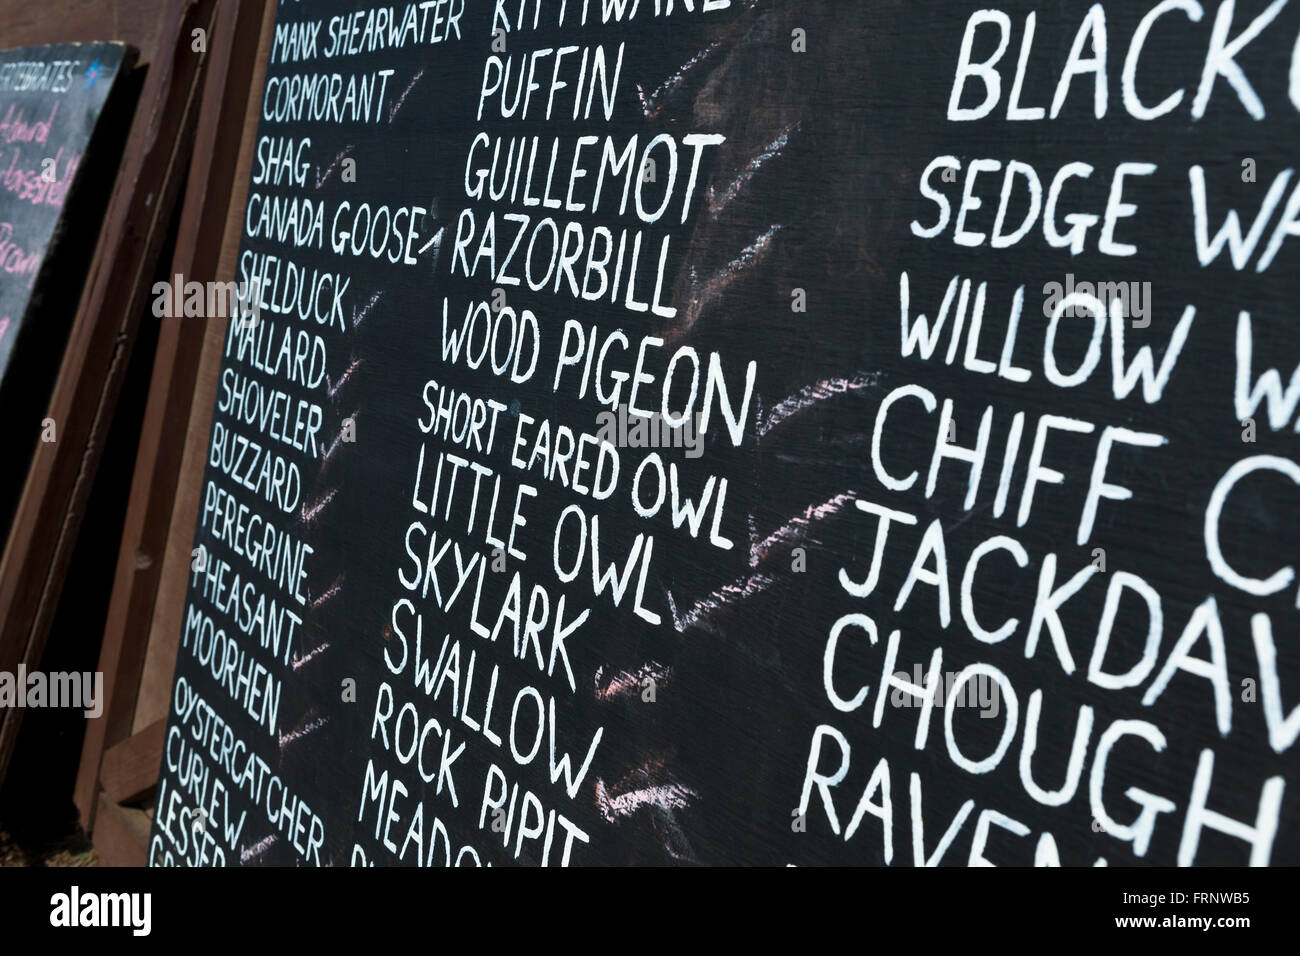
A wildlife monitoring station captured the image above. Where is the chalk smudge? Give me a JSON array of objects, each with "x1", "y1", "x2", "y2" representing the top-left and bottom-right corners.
[
  {"x1": 328, "y1": 358, "x2": 362, "y2": 399},
  {"x1": 637, "y1": 42, "x2": 720, "y2": 118},
  {"x1": 315, "y1": 146, "x2": 354, "y2": 190},
  {"x1": 759, "y1": 374, "x2": 881, "y2": 438},
  {"x1": 301, "y1": 488, "x2": 338, "y2": 525},
  {"x1": 240, "y1": 834, "x2": 278, "y2": 863},
  {"x1": 352, "y1": 291, "x2": 382, "y2": 330},
  {"x1": 595, "y1": 662, "x2": 670, "y2": 702},
  {"x1": 709, "y1": 125, "x2": 797, "y2": 217},
  {"x1": 682, "y1": 225, "x2": 784, "y2": 331},
  {"x1": 749, "y1": 491, "x2": 858, "y2": 568},
  {"x1": 667, "y1": 572, "x2": 778, "y2": 633},
  {"x1": 309, "y1": 574, "x2": 345, "y2": 611},
  {"x1": 388, "y1": 69, "x2": 424, "y2": 123},
  {"x1": 278, "y1": 714, "x2": 329, "y2": 751},
  {"x1": 292, "y1": 641, "x2": 331, "y2": 671}
]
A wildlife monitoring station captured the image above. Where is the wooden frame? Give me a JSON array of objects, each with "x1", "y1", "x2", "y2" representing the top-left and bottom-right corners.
[
  {"x1": 72, "y1": 0, "x2": 274, "y2": 864},
  {"x1": 0, "y1": 0, "x2": 222, "y2": 788},
  {"x1": 0, "y1": 1, "x2": 168, "y2": 62}
]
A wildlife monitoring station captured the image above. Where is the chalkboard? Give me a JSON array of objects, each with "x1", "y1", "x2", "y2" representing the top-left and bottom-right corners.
[
  {"x1": 0, "y1": 41, "x2": 136, "y2": 526},
  {"x1": 152, "y1": 0, "x2": 1300, "y2": 867}
]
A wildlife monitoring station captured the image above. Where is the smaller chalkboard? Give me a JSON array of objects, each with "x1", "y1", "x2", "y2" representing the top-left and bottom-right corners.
[{"x1": 0, "y1": 41, "x2": 137, "y2": 530}]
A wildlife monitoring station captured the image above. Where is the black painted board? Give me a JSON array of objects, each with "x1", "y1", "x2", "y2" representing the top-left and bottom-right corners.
[
  {"x1": 0, "y1": 41, "x2": 138, "y2": 531},
  {"x1": 152, "y1": 0, "x2": 1299, "y2": 867}
]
